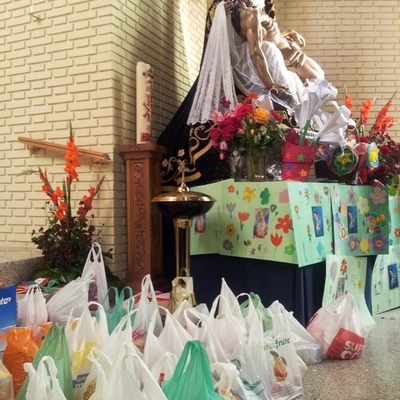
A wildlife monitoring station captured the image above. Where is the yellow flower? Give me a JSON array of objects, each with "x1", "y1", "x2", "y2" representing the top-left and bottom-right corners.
[
  {"x1": 226, "y1": 223, "x2": 236, "y2": 236},
  {"x1": 368, "y1": 147, "x2": 379, "y2": 164},
  {"x1": 252, "y1": 107, "x2": 270, "y2": 124},
  {"x1": 243, "y1": 186, "x2": 256, "y2": 203}
]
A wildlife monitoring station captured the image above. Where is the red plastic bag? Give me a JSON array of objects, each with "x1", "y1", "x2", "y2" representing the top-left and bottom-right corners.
[{"x1": 306, "y1": 294, "x2": 367, "y2": 360}]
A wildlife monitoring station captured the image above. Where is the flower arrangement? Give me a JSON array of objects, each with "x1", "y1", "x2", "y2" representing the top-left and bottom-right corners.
[
  {"x1": 22, "y1": 125, "x2": 114, "y2": 284},
  {"x1": 344, "y1": 93, "x2": 400, "y2": 193},
  {"x1": 209, "y1": 93, "x2": 284, "y2": 181}
]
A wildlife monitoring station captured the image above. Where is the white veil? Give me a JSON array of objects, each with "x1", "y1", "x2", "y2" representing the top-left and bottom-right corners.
[{"x1": 187, "y1": 2, "x2": 237, "y2": 125}]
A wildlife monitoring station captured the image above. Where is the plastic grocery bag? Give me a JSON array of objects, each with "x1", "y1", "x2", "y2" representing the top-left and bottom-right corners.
[
  {"x1": 285, "y1": 310, "x2": 321, "y2": 365},
  {"x1": 65, "y1": 302, "x2": 108, "y2": 399},
  {"x1": 132, "y1": 274, "x2": 163, "y2": 352},
  {"x1": 162, "y1": 340, "x2": 224, "y2": 400},
  {"x1": 16, "y1": 323, "x2": 73, "y2": 400},
  {"x1": 17, "y1": 284, "x2": 48, "y2": 327},
  {"x1": 98, "y1": 286, "x2": 135, "y2": 335},
  {"x1": 3, "y1": 323, "x2": 52, "y2": 397},
  {"x1": 265, "y1": 301, "x2": 303, "y2": 399},
  {"x1": 24, "y1": 356, "x2": 67, "y2": 400},
  {"x1": 46, "y1": 276, "x2": 92, "y2": 324},
  {"x1": 81, "y1": 242, "x2": 109, "y2": 311},
  {"x1": 307, "y1": 293, "x2": 368, "y2": 359},
  {"x1": 0, "y1": 359, "x2": 14, "y2": 400}
]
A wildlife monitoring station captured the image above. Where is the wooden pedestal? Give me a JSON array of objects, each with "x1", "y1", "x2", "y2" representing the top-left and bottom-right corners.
[{"x1": 119, "y1": 143, "x2": 170, "y2": 294}]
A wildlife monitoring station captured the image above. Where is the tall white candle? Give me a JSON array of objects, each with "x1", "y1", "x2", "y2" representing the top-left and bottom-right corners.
[{"x1": 136, "y1": 62, "x2": 153, "y2": 143}]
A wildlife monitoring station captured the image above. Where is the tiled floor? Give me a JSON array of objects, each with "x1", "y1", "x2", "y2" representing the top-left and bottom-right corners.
[{"x1": 299, "y1": 307, "x2": 400, "y2": 400}]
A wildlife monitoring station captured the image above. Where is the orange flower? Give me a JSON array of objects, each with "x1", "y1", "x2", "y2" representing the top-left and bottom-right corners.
[
  {"x1": 58, "y1": 201, "x2": 68, "y2": 212},
  {"x1": 51, "y1": 186, "x2": 64, "y2": 204},
  {"x1": 360, "y1": 98, "x2": 373, "y2": 125},
  {"x1": 374, "y1": 99, "x2": 393, "y2": 132},
  {"x1": 55, "y1": 210, "x2": 65, "y2": 220},
  {"x1": 252, "y1": 107, "x2": 270, "y2": 124},
  {"x1": 344, "y1": 94, "x2": 353, "y2": 112}
]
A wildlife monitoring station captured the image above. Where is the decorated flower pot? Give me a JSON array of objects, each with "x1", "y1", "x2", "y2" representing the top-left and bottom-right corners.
[{"x1": 281, "y1": 141, "x2": 318, "y2": 181}]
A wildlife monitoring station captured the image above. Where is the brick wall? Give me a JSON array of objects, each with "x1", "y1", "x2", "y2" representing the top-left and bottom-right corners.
[
  {"x1": 275, "y1": 1, "x2": 400, "y2": 136},
  {"x1": 1, "y1": 0, "x2": 206, "y2": 279}
]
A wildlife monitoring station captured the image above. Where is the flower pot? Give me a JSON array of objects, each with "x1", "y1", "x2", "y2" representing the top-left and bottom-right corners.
[{"x1": 281, "y1": 141, "x2": 318, "y2": 181}]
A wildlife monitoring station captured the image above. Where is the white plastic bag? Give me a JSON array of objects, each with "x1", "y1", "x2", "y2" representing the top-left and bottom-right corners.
[
  {"x1": 286, "y1": 310, "x2": 321, "y2": 365},
  {"x1": 64, "y1": 302, "x2": 109, "y2": 398},
  {"x1": 266, "y1": 301, "x2": 304, "y2": 400},
  {"x1": 24, "y1": 356, "x2": 67, "y2": 400},
  {"x1": 17, "y1": 284, "x2": 48, "y2": 327},
  {"x1": 104, "y1": 345, "x2": 168, "y2": 400},
  {"x1": 46, "y1": 276, "x2": 92, "y2": 324},
  {"x1": 132, "y1": 274, "x2": 163, "y2": 352},
  {"x1": 306, "y1": 293, "x2": 368, "y2": 359},
  {"x1": 150, "y1": 351, "x2": 178, "y2": 387},
  {"x1": 81, "y1": 242, "x2": 109, "y2": 311}
]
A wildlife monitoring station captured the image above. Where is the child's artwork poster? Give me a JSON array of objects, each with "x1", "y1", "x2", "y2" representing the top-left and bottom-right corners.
[
  {"x1": 389, "y1": 195, "x2": 400, "y2": 246},
  {"x1": 323, "y1": 255, "x2": 375, "y2": 327},
  {"x1": 216, "y1": 180, "x2": 298, "y2": 264},
  {"x1": 191, "y1": 180, "x2": 333, "y2": 266},
  {"x1": 371, "y1": 244, "x2": 400, "y2": 315},
  {"x1": 287, "y1": 182, "x2": 333, "y2": 267},
  {"x1": 190, "y1": 180, "x2": 224, "y2": 255},
  {"x1": 331, "y1": 184, "x2": 389, "y2": 257}
]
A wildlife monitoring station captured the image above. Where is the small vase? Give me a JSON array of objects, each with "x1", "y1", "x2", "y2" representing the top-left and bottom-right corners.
[
  {"x1": 228, "y1": 153, "x2": 245, "y2": 182},
  {"x1": 244, "y1": 147, "x2": 265, "y2": 182}
]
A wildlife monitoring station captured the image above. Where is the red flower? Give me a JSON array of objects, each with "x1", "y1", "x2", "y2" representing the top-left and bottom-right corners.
[
  {"x1": 238, "y1": 211, "x2": 250, "y2": 222},
  {"x1": 275, "y1": 214, "x2": 293, "y2": 234},
  {"x1": 270, "y1": 233, "x2": 283, "y2": 247}
]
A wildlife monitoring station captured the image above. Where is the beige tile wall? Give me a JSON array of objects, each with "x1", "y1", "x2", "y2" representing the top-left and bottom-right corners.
[{"x1": 2, "y1": 0, "x2": 399, "y2": 279}]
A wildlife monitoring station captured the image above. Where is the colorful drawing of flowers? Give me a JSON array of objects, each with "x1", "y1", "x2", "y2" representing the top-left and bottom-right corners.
[
  {"x1": 238, "y1": 211, "x2": 250, "y2": 231},
  {"x1": 340, "y1": 201, "x2": 347, "y2": 217},
  {"x1": 243, "y1": 186, "x2": 256, "y2": 203},
  {"x1": 226, "y1": 223, "x2": 236, "y2": 236},
  {"x1": 270, "y1": 233, "x2": 283, "y2": 247},
  {"x1": 340, "y1": 224, "x2": 348, "y2": 240},
  {"x1": 347, "y1": 187, "x2": 356, "y2": 205},
  {"x1": 357, "y1": 196, "x2": 370, "y2": 214},
  {"x1": 223, "y1": 239, "x2": 233, "y2": 252},
  {"x1": 395, "y1": 228, "x2": 400, "y2": 237},
  {"x1": 348, "y1": 236, "x2": 359, "y2": 252},
  {"x1": 279, "y1": 189, "x2": 289, "y2": 203},
  {"x1": 260, "y1": 187, "x2": 271, "y2": 205},
  {"x1": 228, "y1": 184, "x2": 235, "y2": 193},
  {"x1": 330, "y1": 261, "x2": 337, "y2": 281},
  {"x1": 340, "y1": 259, "x2": 348, "y2": 275},
  {"x1": 226, "y1": 202, "x2": 236, "y2": 219},
  {"x1": 359, "y1": 237, "x2": 371, "y2": 254},
  {"x1": 314, "y1": 191, "x2": 321, "y2": 204},
  {"x1": 372, "y1": 234, "x2": 388, "y2": 252},
  {"x1": 369, "y1": 187, "x2": 387, "y2": 205},
  {"x1": 275, "y1": 214, "x2": 293, "y2": 234},
  {"x1": 323, "y1": 186, "x2": 329, "y2": 196},
  {"x1": 316, "y1": 241, "x2": 324, "y2": 257},
  {"x1": 284, "y1": 243, "x2": 295, "y2": 255}
]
